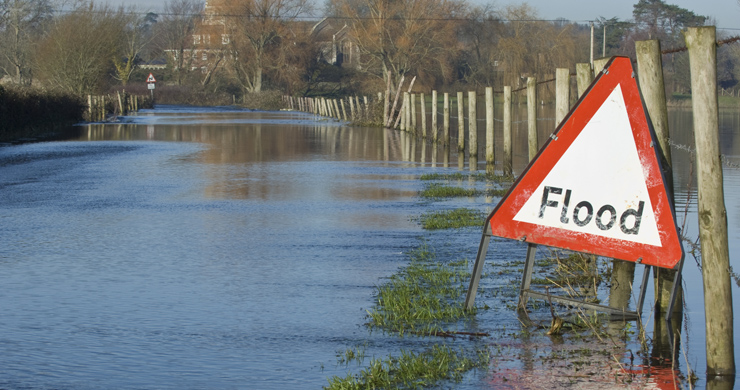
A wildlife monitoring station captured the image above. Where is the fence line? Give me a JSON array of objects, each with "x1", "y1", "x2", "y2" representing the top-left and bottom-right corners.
[{"x1": 86, "y1": 91, "x2": 152, "y2": 122}]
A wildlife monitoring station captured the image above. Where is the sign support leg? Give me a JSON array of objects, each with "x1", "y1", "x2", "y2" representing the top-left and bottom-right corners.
[
  {"x1": 664, "y1": 257, "x2": 685, "y2": 352},
  {"x1": 636, "y1": 265, "x2": 651, "y2": 316},
  {"x1": 465, "y1": 224, "x2": 492, "y2": 310},
  {"x1": 518, "y1": 244, "x2": 538, "y2": 311}
]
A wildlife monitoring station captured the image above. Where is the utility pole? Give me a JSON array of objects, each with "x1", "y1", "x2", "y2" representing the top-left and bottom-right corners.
[
  {"x1": 603, "y1": 25, "x2": 606, "y2": 57},
  {"x1": 590, "y1": 21, "x2": 594, "y2": 68}
]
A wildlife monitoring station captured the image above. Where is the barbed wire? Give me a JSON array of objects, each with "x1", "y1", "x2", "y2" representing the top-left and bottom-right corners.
[{"x1": 668, "y1": 139, "x2": 740, "y2": 169}]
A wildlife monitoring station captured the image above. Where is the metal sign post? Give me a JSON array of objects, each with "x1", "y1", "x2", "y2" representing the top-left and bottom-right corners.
[{"x1": 146, "y1": 73, "x2": 156, "y2": 101}]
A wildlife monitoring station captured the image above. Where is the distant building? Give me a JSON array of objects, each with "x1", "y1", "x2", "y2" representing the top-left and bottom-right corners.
[{"x1": 189, "y1": 0, "x2": 359, "y2": 67}]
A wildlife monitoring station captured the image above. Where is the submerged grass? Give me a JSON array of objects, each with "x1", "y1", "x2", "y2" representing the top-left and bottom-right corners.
[
  {"x1": 327, "y1": 344, "x2": 489, "y2": 390},
  {"x1": 418, "y1": 172, "x2": 512, "y2": 199},
  {"x1": 419, "y1": 208, "x2": 485, "y2": 230},
  {"x1": 326, "y1": 244, "x2": 489, "y2": 389},
  {"x1": 419, "y1": 184, "x2": 508, "y2": 199},
  {"x1": 419, "y1": 172, "x2": 514, "y2": 183},
  {"x1": 366, "y1": 245, "x2": 475, "y2": 336}
]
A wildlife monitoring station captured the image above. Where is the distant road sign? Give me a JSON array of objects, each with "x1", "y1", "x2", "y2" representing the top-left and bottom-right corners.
[
  {"x1": 486, "y1": 56, "x2": 683, "y2": 269},
  {"x1": 148, "y1": 83, "x2": 155, "y2": 90},
  {"x1": 146, "y1": 73, "x2": 156, "y2": 83}
]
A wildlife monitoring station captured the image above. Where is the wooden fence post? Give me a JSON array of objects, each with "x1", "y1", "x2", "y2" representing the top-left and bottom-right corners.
[
  {"x1": 594, "y1": 57, "x2": 610, "y2": 74},
  {"x1": 686, "y1": 26, "x2": 735, "y2": 377},
  {"x1": 432, "y1": 90, "x2": 438, "y2": 141},
  {"x1": 555, "y1": 68, "x2": 570, "y2": 125},
  {"x1": 457, "y1": 91, "x2": 465, "y2": 152},
  {"x1": 388, "y1": 75, "x2": 404, "y2": 127},
  {"x1": 503, "y1": 85, "x2": 513, "y2": 176},
  {"x1": 420, "y1": 92, "x2": 427, "y2": 138},
  {"x1": 404, "y1": 92, "x2": 411, "y2": 131},
  {"x1": 340, "y1": 99, "x2": 348, "y2": 121},
  {"x1": 576, "y1": 63, "x2": 593, "y2": 97},
  {"x1": 485, "y1": 87, "x2": 494, "y2": 170},
  {"x1": 468, "y1": 91, "x2": 477, "y2": 158},
  {"x1": 527, "y1": 77, "x2": 538, "y2": 162},
  {"x1": 384, "y1": 72, "x2": 391, "y2": 126},
  {"x1": 443, "y1": 92, "x2": 450, "y2": 146},
  {"x1": 411, "y1": 93, "x2": 417, "y2": 133},
  {"x1": 636, "y1": 39, "x2": 681, "y2": 315}
]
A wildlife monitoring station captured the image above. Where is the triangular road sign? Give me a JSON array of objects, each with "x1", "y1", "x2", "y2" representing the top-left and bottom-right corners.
[
  {"x1": 487, "y1": 56, "x2": 683, "y2": 269},
  {"x1": 146, "y1": 73, "x2": 157, "y2": 83}
]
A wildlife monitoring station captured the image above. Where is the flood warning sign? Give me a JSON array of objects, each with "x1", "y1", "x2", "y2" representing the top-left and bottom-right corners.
[
  {"x1": 512, "y1": 85, "x2": 661, "y2": 247},
  {"x1": 486, "y1": 56, "x2": 683, "y2": 269}
]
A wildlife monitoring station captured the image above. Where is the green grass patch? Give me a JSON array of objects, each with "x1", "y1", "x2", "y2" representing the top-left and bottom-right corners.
[
  {"x1": 365, "y1": 245, "x2": 475, "y2": 336},
  {"x1": 419, "y1": 172, "x2": 514, "y2": 183},
  {"x1": 419, "y1": 208, "x2": 485, "y2": 230},
  {"x1": 326, "y1": 344, "x2": 489, "y2": 389},
  {"x1": 419, "y1": 184, "x2": 509, "y2": 199},
  {"x1": 325, "y1": 244, "x2": 491, "y2": 389},
  {"x1": 419, "y1": 184, "x2": 478, "y2": 198}
]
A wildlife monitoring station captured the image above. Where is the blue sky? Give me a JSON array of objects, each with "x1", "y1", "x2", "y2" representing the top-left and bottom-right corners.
[
  {"x1": 105, "y1": 0, "x2": 739, "y2": 30},
  {"x1": 515, "y1": 0, "x2": 738, "y2": 30}
]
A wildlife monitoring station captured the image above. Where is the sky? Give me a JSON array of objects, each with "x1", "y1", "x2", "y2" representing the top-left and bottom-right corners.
[
  {"x1": 516, "y1": 0, "x2": 738, "y2": 30},
  {"x1": 105, "y1": 0, "x2": 739, "y2": 30}
]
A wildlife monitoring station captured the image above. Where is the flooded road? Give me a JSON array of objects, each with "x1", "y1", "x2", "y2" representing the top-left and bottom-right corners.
[
  {"x1": 0, "y1": 107, "x2": 432, "y2": 388},
  {"x1": 0, "y1": 104, "x2": 739, "y2": 389}
]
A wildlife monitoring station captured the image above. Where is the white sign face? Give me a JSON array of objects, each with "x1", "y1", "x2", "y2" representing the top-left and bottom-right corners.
[
  {"x1": 148, "y1": 83, "x2": 155, "y2": 90},
  {"x1": 146, "y1": 73, "x2": 156, "y2": 83},
  {"x1": 512, "y1": 84, "x2": 662, "y2": 246}
]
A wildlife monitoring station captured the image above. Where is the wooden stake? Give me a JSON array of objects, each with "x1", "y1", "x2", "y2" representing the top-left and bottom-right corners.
[
  {"x1": 686, "y1": 26, "x2": 735, "y2": 376},
  {"x1": 555, "y1": 68, "x2": 570, "y2": 125},
  {"x1": 503, "y1": 86, "x2": 512, "y2": 176},
  {"x1": 527, "y1": 77, "x2": 538, "y2": 162},
  {"x1": 468, "y1": 91, "x2": 477, "y2": 157},
  {"x1": 636, "y1": 39, "x2": 682, "y2": 315},
  {"x1": 457, "y1": 91, "x2": 465, "y2": 152},
  {"x1": 485, "y1": 87, "x2": 494, "y2": 169},
  {"x1": 443, "y1": 92, "x2": 449, "y2": 145},
  {"x1": 432, "y1": 90, "x2": 438, "y2": 142},
  {"x1": 576, "y1": 63, "x2": 593, "y2": 97},
  {"x1": 420, "y1": 92, "x2": 427, "y2": 138}
]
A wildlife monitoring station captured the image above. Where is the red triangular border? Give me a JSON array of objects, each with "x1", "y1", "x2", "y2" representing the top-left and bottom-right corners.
[{"x1": 488, "y1": 57, "x2": 684, "y2": 269}]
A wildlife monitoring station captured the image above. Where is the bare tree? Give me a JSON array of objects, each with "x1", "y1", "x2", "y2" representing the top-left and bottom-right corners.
[
  {"x1": 33, "y1": 3, "x2": 127, "y2": 95},
  {"x1": 492, "y1": 5, "x2": 585, "y2": 88},
  {"x1": 225, "y1": 0, "x2": 312, "y2": 93},
  {"x1": 0, "y1": 0, "x2": 52, "y2": 84},
  {"x1": 328, "y1": 0, "x2": 466, "y2": 88},
  {"x1": 113, "y1": 10, "x2": 157, "y2": 86},
  {"x1": 154, "y1": 0, "x2": 202, "y2": 85},
  {"x1": 457, "y1": 5, "x2": 503, "y2": 87}
]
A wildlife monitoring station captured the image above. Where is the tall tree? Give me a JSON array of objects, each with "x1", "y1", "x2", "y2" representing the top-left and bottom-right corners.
[
  {"x1": 593, "y1": 17, "x2": 632, "y2": 57},
  {"x1": 327, "y1": 0, "x2": 466, "y2": 88},
  {"x1": 630, "y1": 0, "x2": 707, "y2": 94},
  {"x1": 113, "y1": 11, "x2": 157, "y2": 86},
  {"x1": 225, "y1": 0, "x2": 312, "y2": 93},
  {"x1": 0, "y1": 0, "x2": 53, "y2": 84},
  {"x1": 154, "y1": 0, "x2": 202, "y2": 86},
  {"x1": 632, "y1": 0, "x2": 706, "y2": 44},
  {"x1": 492, "y1": 5, "x2": 586, "y2": 89},
  {"x1": 456, "y1": 5, "x2": 503, "y2": 87},
  {"x1": 33, "y1": 3, "x2": 127, "y2": 95}
]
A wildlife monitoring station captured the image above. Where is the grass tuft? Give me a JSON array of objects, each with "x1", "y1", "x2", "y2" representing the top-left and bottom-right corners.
[
  {"x1": 326, "y1": 345, "x2": 489, "y2": 389},
  {"x1": 365, "y1": 245, "x2": 475, "y2": 336},
  {"x1": 419, "y1": 208, "x2": 485, "y2": 230},
  {"x1": 419, "y1": 172, "x2": 514, "y2": 183}
]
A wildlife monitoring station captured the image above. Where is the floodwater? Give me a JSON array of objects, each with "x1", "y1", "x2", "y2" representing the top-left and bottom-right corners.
[{"x1": 0, "y1": 104, "x2": 738, "y2": 389}]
